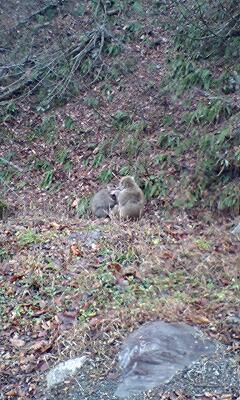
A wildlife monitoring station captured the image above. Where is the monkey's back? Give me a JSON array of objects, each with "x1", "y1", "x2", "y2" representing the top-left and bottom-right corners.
[
  {"x1": 91, "y1": 189, "x2": 116, "y2": 218},
  {"x1": 118, "y1": 188, "x2": 145, "y2": 219},
  {"x1": 120, "y1": 203, "x2": 143, "y2": 219},
  {"x1": 118, "y1": 188, "x2": 144, "y2": 206}
]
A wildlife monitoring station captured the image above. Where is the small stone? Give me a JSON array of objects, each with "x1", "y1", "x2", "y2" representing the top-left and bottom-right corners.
[
  {"x1": 46, "y1": 356, "x2": 87, "y2": 389},
  {"x1": 231, "y1": 223, "x2": 240, "y2": 235}
]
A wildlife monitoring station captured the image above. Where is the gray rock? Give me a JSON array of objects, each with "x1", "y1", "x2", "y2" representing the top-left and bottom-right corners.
[
  {"x1": 115, "y1": 320, "x2": 219, "y2": 398},
  {"x1": 46, "y1": 356, "x2": 87, "y2": 389},
  {"x1": 43, "y1": 353, "x2": 240, "y2": 400}
]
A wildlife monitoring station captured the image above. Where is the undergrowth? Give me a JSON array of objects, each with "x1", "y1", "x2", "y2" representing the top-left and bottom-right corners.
[{"x1": 0, "y1": 0, "x2": 239, "y2": 214}]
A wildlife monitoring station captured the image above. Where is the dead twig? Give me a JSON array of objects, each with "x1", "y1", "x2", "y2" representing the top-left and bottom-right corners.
[{"x1": 0, "y1": 157, "x2": 24, "y2": 173}]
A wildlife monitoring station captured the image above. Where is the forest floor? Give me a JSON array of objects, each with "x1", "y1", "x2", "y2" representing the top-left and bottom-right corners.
[{"x1": 0, "y1": 1, "x2": 240, "y2": 399}]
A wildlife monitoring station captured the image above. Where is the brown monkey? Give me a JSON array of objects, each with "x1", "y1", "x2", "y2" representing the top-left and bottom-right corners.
[
  {"x1": 91, "y1": 188, "x2": 118, "y2": 218},
  {"x1": 112, "y1": 176, "x2": 145, "y2": 220}
]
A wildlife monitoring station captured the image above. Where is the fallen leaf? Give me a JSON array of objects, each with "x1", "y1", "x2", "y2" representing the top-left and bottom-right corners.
[
  {"x1": 56, "y1": 311, "x2": 78, "y2": 329},
  {"x1": 29, "y1": 340, "x2": 52, "y2": 353},
  {"x1": 89, "y1": 316, "x2": 104, "y2": 327},
  {"x1": 10, "y1": 273, "x2": 24, "y2": 283},
  {"x1": 71, "y1": 199, "x2": 79, "y2": 208},
  {"x1": 10, "y1": 337, "x2": 25, "y2": 348},
  {"x1": 188, "y1": 315, "x2": 210, "y2": 325},
  {"x1": 70, "y1": 243, "x2": 82, "y2": 256},
  {"x1": 107, "y1": 263, "x2": 123, "y2": 274},
  {"x1": 161, "y1": 251, "x2": 174, "y2": 259},
  {"x1": 5, "y1": 388, "x2": 19, "y2": 397},
  {"x1": 49, "y1": 222, "x2": 62, "y2": 230}
]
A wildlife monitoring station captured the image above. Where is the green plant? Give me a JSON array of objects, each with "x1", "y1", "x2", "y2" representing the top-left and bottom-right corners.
[
  {"x1": 112, "y1": 111, "x2": 132, "y2": 130},
  {"x1": 131, "y1": 1, "x2": 144, "y2": 15},
  {"x1": 0, "y1": 200, "x2": 9, "y2": 220},
  {"x1": 125, "y1": 136, "x2": 142, "y2": 157},
  {"x1": 98, "y1": 169, "x2": 113, "y2": 183},
  {"x1": 119, "y1": 58, "x2": 138, "y2": 74},
  {"x1": 17, "y1": 229, "x2": 42, "y2": 247},
  {"x1": 183, "y1": 100, "x2": 233, "y2": 126},
  {"x1": 92, "y1": 153, "x2": 105, "y2": 168},
  {"x1": 119, "y1": 165, "x2": 132, "y2": 176},
  {"x1": 173, "y1": 194, "x2": 198, "y2": 209},
  {"x1": 143, "y1": 174, "x2": 168, "y2": 199},
  {"x1": 33, "y1": 159, "x2": 52, "y2": 171},
  {"x1": 55, "y1": 149, "x2": 72, "y2": 171},
  {"x1": 235, "y1": 147, "x2": 240, "y2": 162},
  {"x1": 101, "y1": 83, "x2": 115, "y2": 103},
  {"x1": 154, "y1": 154, "x2": 169, "y2": 165},
  {"x1": 195, "y1": 238, "x2": 211, "y2": 251},
  {"x1": 40, "y1": 170, "x2": 54, "y2": 190},
  {"x1": 107, "y1": 65, "x2": 122, "y2": 81},
  {"x1": 73, "y1": 4, "x2": 85, "y2": 16},
  {"x1": 81, "y1": 57, "x2": 93, "y2": 75},
  {"x1": 162, "y1": 115, "x2": 174, "y2": 127},
  {"x1": 0, "y1": 101, "x2": 18, "y2": 122},
  {"x1": 105, "y1": 43, "x2": 122, "y2": 57},
  {"x1": 34, "y1": 116, "x2": 57, "y2": 142},
  {"x1": 113, "y1": 248, "x2": 137, "y2": 264},
  {"x1": 16, "y1": 229, "x2": 55, "y2": 247},
  {"x1": 125, "y1": 21, "x2": 144, "y2": 38},
  {"x1": 0, "y1": 154, "x2": 20, "y2": 185},
  {"x1": 79, "y1": 304, "x2": 97, "y2": 321},
  {"x1": 170, "y1": 57, "x2": 212, "y2": 92},
  {"x1": 128, "y1": 120, "x2": 146, "y2": 133},
  {"x1": 76, "y1": 197, "x2": 90, "y2": 217},
  {"x1": 83, "y1": 96, "x2": 99, "y2": 108},
  {"x1": 0, "y1": 247, "x2": 10, "y2": 262},
  {"x1": 217, "y1": 183, "x2": 240, "y2": 212},
  {"x1": 64, "y1": 116, "x2": 75, "y2": 129},
  {"x1": 158, "y1": 132, "x2": 180, "y2": 149},
  {"x1": 171, "y1": 1, "x2": 240, "y2": 61}
]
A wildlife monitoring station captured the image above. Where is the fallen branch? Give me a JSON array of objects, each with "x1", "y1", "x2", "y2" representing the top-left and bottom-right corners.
[
  {"x1": 0, "y1": 157, "x2": 24, "y2": 172},
  {"x1": 0, "y1": 25, "x2": 115, "y2": 105}
]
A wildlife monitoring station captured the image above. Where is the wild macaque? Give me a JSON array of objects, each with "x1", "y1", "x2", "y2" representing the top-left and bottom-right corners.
[
  {"x1": 111, "y1": 176, "x2": 145, "y2": 220},
  {"x1": 91, "y1": 188, "x2": 118, "y2": 218}
]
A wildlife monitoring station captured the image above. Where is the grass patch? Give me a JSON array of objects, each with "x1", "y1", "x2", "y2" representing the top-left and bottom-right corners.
[{"x1": 16, "y1": 229, "x2": 55, "y2": 247}]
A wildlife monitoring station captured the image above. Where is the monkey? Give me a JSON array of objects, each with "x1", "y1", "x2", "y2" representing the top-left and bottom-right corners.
[
  {"x1": 91, "y1": 188, "x2": 118, "y2": 218},
  {"x1": 111, "y1": 176, "x2": 145, "y2": 220}
]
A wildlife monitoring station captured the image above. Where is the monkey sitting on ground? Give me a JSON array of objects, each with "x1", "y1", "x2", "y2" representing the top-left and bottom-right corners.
[
  {"x1": 91, "y1": 188, "x2": 118, "y2": 218},
  {"x1": 111, "y1": 176, "x2": 145, "y2": 220}
]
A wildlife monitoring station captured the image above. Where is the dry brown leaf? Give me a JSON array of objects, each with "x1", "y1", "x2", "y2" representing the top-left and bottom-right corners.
[
  {"x1": 89, "y1": 316, "x2": 104, "y2": 327},
  {"x1": 29, "y1": 340, "x2": 52, "y2": 353},
  {"x1": 189, "y1": 315, "x2": 210, "y2": 325},
  {"x1": 49, "y1": 222, "x2": 61, "y2": 229},
  {"x1": 5, "y1": 388, "x2": 19, "y2": 397},
  {"x1": 70, "y1": 243, "x2": 82, "y2": 256},
  {"x1": 107, "y1": 262, "x2": 123, "y2": 274}
]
